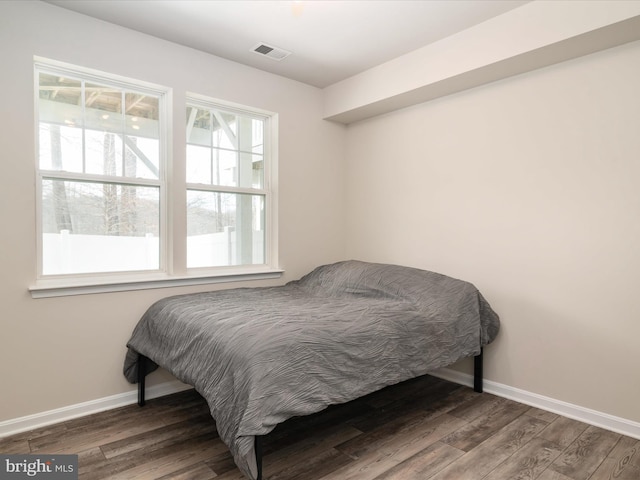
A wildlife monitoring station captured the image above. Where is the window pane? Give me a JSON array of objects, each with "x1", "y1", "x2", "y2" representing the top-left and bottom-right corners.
[
  {"x1": 126, "y1": 92, "x2": 159, "y2": 138},
  {"x1": 186, "y1": 145, "x2": 211, "y2": 184},
  {"x1": 187, "y1": 190, "x2": 265, "y2": 268},
  {"x1": 187, "y1": 106, "x2": 211, "y2": 146},
  {"x1": 213, "y1": 148, "x2": 238, "y2": 187},
  {"x1": 41, "y1": 179, "x2": 159, "y2": 275},
  {"x1": 85, "y1": 82, "x2": 122, "y2": 132},
  {"x1": 242, "y1": 152, "x2": 263, "y2": 189},
  {"x1": 212, "y1": 112, "x2": 237, "y2": 150},
  {"x1": 39, "y1": 73, "x2": 81, "y2": 107},
  {"x1": 38, "y1": 73, "x2": 83, "y2": 131},
  {"x1": 187, "y1": 106, "x2": 211, "y2": 184},
  {"x1": 126, "y1": 92, "x2": 158, "y2": 120},
  {"x1": 124, "y1": 135, "x2": 160, "y2": 179},
  {"x1": 251, "y1": 118, "x2": 264, "y2": 155},
  {"x1": 187, "y1": 105, "x2": 265, "y2": 189},
  {"x1": 85, "y1": 130, "x2": 124, "y2": 176},
  {"x1": 38, "y1": 123, "x2": 83, "y2": 172}
]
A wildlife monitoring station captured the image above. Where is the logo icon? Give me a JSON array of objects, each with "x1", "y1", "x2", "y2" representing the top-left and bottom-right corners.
[{"x1": 1, "y1": 455, "x2": 78, "y2": 479}]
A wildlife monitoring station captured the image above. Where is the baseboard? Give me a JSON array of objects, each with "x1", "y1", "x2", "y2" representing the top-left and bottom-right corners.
[
  {"x1": 430, "y1": 367, "x2": 640, "y2": 440},
  {"x1": 3, "y1": 372, "x2": 639, "y2": 442},
  {"x1": 0, "y1": 380, "x2": 193, "y2": 439}
]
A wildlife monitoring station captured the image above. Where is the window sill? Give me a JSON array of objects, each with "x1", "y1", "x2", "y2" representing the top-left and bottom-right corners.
[{"x1": 29, "y1": 268, "x2": 284, "y2": 299}]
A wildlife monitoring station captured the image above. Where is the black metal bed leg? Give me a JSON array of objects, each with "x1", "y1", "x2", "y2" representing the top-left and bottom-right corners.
[
  {"x1": 473, "y1": 348, "x2": 483, "y2": 393},
  {"x1": 255, "y1": 436, "x2": 263, "y2": 480},
  {"x1": 137, "y1": 353, "x2": 146, "y2": 407}
]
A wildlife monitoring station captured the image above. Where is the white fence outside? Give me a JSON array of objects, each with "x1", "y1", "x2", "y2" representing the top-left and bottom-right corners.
[{"x1": 43, "y1": 228, "x2": 264, "y2": 275}]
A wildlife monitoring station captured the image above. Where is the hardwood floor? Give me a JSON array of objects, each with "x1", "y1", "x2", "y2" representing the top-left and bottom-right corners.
[{"x1": 1, "y1": 375, "x2": 638, "y2": 479}]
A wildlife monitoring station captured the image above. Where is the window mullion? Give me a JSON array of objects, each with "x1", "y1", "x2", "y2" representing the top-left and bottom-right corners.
[
  {"x1": 121, "y1": 90, "x2": 126, "y2": 177},
  {"x1": 185, "y1": 184, "x2": 266, "y2": 196},
  {"x1": 81, "y1": 80, "x2": 87, "y2": 174},
  {"x1": 210, "y1": 110, "x2": 215, "y2": 186},
  {"x1": 41, "y1": 170, "x2": 161, "y2": 188}
]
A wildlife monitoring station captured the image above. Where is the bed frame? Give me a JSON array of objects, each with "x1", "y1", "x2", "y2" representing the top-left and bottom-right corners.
[{"x1": 136, "y1": 349, "x2": 484, "y2": 480}]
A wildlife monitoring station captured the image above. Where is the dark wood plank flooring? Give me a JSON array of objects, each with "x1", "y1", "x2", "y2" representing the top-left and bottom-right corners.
[{"x1": 1, "y1": 375, "x2": 638, "y2": 479}]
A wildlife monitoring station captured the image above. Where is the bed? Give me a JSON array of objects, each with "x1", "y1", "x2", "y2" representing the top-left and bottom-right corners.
[{"x1": 123, "y1": 260, "x2": 500, "y2": 480}]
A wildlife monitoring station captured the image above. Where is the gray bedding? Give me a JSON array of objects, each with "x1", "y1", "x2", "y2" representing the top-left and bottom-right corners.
[{"x1": 123, "y1": 260, "x2": 500, "y2": 479}]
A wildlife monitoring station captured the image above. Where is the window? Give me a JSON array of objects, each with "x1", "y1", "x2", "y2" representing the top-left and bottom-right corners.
[
  {"x1": 33, "y1": 59, "x2": 279, "y2": 297},
  {"x1": 186, "y1": 98, "x2": 273, "y2": 269},
  {"x1": 36, "y1": 63, "x2": 165, "y2": 277}
]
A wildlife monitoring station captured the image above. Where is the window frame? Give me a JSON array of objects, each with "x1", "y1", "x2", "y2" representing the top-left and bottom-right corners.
[
  {"x1": 185, "y1": 94, "x2": 276, "y2": 272},
  {"x1": 30, "y1": 59, "x2": 281, "y2": 298}
]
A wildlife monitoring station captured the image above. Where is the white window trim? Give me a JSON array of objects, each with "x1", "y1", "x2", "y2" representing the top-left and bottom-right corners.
[
  {"x1": 29, "y1": 59, "x2": 281, "y2": 298},
  {"x1": 29, "y1": 268, "x2": 284, "y2": 298},
  {"x1": 184, "y1": 93, "x2": 279, "y2": 276}
]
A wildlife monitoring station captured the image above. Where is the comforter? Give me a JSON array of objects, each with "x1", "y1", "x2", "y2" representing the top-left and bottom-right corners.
[{"x1": 123, "y1": 260, "x2": 500, "y2": 479}]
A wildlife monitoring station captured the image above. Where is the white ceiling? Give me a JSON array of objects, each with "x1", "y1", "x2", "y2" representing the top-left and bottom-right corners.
[{"x1": 45, "y1": 0, "x2": 530, "y2": 88}]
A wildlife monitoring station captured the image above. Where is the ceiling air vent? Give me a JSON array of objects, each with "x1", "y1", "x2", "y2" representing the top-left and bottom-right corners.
[{"x1": 251, "y1": 43, "x2": 291, "y2": 61}]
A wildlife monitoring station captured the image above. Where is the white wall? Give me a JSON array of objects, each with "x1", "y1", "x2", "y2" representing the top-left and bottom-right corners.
[
  {"x1": 345, "y1": 39, "x2": 640, "y2": 423},
  {"x1": 0, "y1": 1, "x2": 346, "y2": 422}
]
